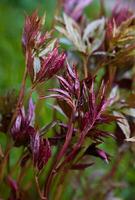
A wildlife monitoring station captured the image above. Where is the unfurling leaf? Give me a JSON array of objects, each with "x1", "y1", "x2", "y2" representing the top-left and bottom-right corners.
[
  {"x1": 113, "y1": 111, "x2": 130, "y2": 139},
  {"x1": 56, "y1": 14, "x2": 105, "y2": 55},
  {"x1": 30, "y1": 133, "x2": 51, "y2": 170},
  {"x1": 63, "y1": 13, "x2": 86, "y2": 52},
  {"x1": 10, "y1": 98, "x2": 36, "y2": 147},
  {"x1": 33, "y1": 57, "x2": 41, "y2": 82},
  {"x1": 122, "y1": 108, "x2": 135, "y2": 118},
  {"x1": 22, "y1": 11, "x2": 66, "y2": 85},
  {"x1": 38, "y1": 38, "x2": 57, "y2": 57},
  {"x1": 109, "y1": 85, "x2": 119, "y2": 104},
  {"x1": 83, "y1": 18, "x2": 105, "y2": 53},
  {"x1": 125, "y1": 136, "x2": 135, "y2": 142}
]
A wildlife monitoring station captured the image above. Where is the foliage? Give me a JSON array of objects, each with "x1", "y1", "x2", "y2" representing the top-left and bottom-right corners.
[{"x1": 0, "y1": 0, "x2": 135, "y2": 200}]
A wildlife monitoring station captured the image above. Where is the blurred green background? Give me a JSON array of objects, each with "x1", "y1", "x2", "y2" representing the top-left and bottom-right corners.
[{"x1": 0, "y1": 0, "x2": 135, "y2": 199}]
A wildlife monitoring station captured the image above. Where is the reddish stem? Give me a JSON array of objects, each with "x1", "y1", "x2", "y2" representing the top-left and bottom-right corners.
[{"x1": 43, "y1": 115, "x2": 74, "y2": 199}]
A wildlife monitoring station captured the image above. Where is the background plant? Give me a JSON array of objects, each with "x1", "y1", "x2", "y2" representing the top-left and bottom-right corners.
[{"x1": 0, "y1": 0, "x2": 135, "y2": 200}]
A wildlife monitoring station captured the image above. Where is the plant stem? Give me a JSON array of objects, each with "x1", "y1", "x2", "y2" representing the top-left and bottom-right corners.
[
  {"x1": 83, "y1": 55, "x2": 89, "y2": 78},
  {"x1": 4, "y1": 57, "x2": 28, "y2": 182},
  {"x1": 43, "y1": 115, "x2": 74, "y2": 199},
  {"x1": 9, "y1": 66, "x2": 28, "y2": 130},
  {"x1": 53, "y1": 169, "x2": 68, "y2": 200},
  {"x1": 100, "y1": 0, "x2": 106, "y2": 17},
  {"x1": 35, "y1": 175, "x2": 46, "y2": 200}
]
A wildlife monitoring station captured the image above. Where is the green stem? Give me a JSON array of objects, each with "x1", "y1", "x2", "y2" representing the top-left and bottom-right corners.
[
  {"x1": 83, "y1": 55, "x2": 89, "y2": 78},
  {"x1": 35, "y1": 175, "x2": 46, "y2": 200},
  {"x1": 9, "y1": 66, "x2": 28, "y2": 130}
]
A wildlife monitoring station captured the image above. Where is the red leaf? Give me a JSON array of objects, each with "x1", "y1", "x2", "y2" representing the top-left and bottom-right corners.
[{"x1": 71, "y1": 162, "x2": 94, "y2": 170}]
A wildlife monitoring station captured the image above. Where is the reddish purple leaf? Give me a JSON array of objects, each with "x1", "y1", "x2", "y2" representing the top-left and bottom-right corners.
[
  {"x1": 63, "y1": 0, "x2": 93, "y2": 22},
  {"x1": 71, "y1": 162, "x2": 94, "y2": 170}
]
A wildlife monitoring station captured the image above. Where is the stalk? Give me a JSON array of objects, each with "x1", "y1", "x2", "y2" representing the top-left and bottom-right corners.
[
  {"x1": 43, "y1": 115, "x2": 74, "y2": 199},
  {"x1": 82, "y1": 55, "x2": 89, "y2": 79}
]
